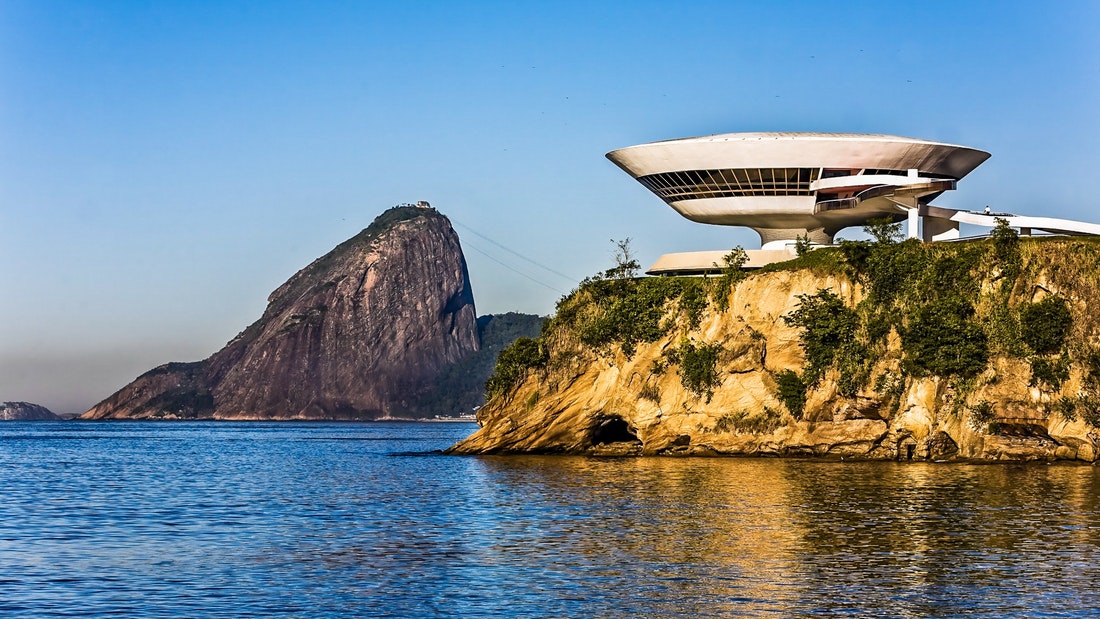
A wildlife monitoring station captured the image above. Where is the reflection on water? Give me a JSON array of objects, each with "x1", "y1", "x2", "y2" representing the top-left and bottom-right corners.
[{"x1": 2, "y1": 422, "x2": 1099, "y2": 618}]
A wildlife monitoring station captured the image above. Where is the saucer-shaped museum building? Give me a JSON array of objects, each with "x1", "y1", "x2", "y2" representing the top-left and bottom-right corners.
[{"x1": 607, "y1": 132, "x2": 1004, "y2": 273}]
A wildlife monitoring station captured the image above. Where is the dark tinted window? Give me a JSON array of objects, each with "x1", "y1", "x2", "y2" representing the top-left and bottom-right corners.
[{"x1": 636, "y1": 168, "x2": 820, "y2": 201}]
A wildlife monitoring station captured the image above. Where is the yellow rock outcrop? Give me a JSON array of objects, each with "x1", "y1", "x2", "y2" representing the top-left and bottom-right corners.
[{"x1": 450, "y1": 244, "x2": 1100, "y2": 462}]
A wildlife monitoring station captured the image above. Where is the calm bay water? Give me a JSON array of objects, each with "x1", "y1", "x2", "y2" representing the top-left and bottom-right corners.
[{"x1": 2, "y1": 421, "x2": 1099, "y2": 618}]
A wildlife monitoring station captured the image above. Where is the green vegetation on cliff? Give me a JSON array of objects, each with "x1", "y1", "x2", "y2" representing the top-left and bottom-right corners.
[
  {"x1": 486, "y1": 224, "x2": 1100, "y2": 430},
  {"x1": 422, "y1": 312, "x2": 545, "y2": 413},
  {"x1": 770, "y1": 219, "x2": 1100, "y2": 425}
]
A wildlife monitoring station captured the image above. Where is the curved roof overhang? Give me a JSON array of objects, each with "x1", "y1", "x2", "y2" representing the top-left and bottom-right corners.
[{"x1": 606, "y1": 132, "x2": 990, "y2": 181}]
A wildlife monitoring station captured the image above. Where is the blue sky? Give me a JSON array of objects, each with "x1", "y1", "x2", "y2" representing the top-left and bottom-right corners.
[{"x1": 3, "y1": 0, "x2": 1098, "y2": 414}]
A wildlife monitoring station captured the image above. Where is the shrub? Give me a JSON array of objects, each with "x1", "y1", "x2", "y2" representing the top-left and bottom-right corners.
[
  {"x1": 714, "y1": 412, "x2": 740, "y2": 433},
  {"x1": 1029, "y1": 356, "x2": 1070, "y2": 390},
  {"x1": 990, "y1": 218, "x2": 1020, "y2": 283},
  {"x1": 901, "y1": 298, "x2": 989, "y2": 379},
  {"x1": 775, "y1": 369, "x2": 808, "y2": 420},
  {"x1": 678, "y1": 340, "x2": 722, "y2": 402},
  {"x1": 639, "y1": 383, "x2": 661, "y2": 403},
  {"x1": 1079, "y1": 395, "x2": 1100, "y2": 428},
  {"x1": 783, "y1": 289, "x2": 860, "y2": 382},
  {"x1": 485, "y1": 337, "x2": 548, "y2": 398},
  {"x1": 874, "y1": 372, "x2": 906, "y2": 401},
  {"x1": 649, "y1": 358, "x2": 668, "y2": 376},
  {"x1": 835, "y1": 339, "x2": 872, "y2": 397},
  {"x1": 677, "y1": 279, "x2": 709, "y2": 329},
  {"x1": 838, "y1": 239, "x2": 872, "y2": 278},
  {"x1": 1057, "y1": 393, "x2": 1100, "y2": 428},
  {"x1": 568, "y1": 277, "x2": 698, "y2": 356},
  {"x1": 1019, "y1": 296, "x2": 1072, "y2": 354},
  {"x1": 865, "y1": 239, "x2": 927, "y2": 308},
  {"x1": 1085, "y1": 349, "x2": 1100, "y2": 389},
  {"x1": 984, "y1": 301, "x2": 1024, "y2": 357},
  {"x1": 713, "y1": 247, "x2": 748, "y2": 311},
  {"x1": 1055, "y1": 396, "x2": 1079, "y2": 422},
  {"x1": 967, "y1": 400, "x2": 996, "y2": 431},
  {"x1": 524, "y1": 390, "x2": 540, "y2": 410}
]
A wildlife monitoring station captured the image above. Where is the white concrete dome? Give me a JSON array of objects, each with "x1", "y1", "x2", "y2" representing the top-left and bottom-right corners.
[{"x1": 607, "y1": 132, "x2": 991, "y2": 247}]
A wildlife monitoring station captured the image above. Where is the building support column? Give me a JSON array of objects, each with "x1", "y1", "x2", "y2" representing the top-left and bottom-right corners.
[{"x1": 889, "y1": 195, "x2": 921, "y2": 240}]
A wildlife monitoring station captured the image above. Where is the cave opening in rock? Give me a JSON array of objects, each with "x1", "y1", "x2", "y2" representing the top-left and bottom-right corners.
[
  {"x1": 898, "y1": 437, "x2": 917, "y2": 461},
  {"x1": 591, "y1": 415, "x2": 640, "y2": 445}
]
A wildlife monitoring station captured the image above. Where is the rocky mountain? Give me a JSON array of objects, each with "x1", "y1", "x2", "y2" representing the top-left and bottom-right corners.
[
  {"x1": 450, "y1": 233, "x2": 1100, "y2": 462},
  {"x1": 82, "y1": 205, "x2": 485, "y2": 420},
  {"x1": 1, "y1": 402, "x2": 61, "y2": 421}
]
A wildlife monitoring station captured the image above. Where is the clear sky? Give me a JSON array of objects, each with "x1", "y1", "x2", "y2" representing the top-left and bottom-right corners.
[{"x1": 2, "y1": 0, "x2": 1098, "y2": 414}]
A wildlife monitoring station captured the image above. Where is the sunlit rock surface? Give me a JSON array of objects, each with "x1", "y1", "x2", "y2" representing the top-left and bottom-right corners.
[{"x1": 450, "y1": 256, "x2": 1100, "y2": 462}]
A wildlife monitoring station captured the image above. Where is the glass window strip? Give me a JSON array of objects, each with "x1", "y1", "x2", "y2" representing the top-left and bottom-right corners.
[{"x1": 638, "y1": 168, "x2": 818, "y2": 202}]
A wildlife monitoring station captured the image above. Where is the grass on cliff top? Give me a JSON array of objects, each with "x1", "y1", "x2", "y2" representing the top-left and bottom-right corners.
[{"x1": 754, "y1": 244, "x2": 849, "y2": 276}]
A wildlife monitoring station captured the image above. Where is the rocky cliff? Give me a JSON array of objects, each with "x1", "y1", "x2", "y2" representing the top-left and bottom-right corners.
[
  {"x1": 82, "y1": 206, "x2": 480, "y2": 420},
  {"x1": 450, "y1": 232, "x2": 1100, "y2": 462},
  {"x1": 1, "y1": 402, "x2": 61, "y2": 421}
]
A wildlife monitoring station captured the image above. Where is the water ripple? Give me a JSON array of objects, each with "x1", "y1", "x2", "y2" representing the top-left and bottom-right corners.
[{"x1": 1, "y1": 422, "x2": 1099, "y2": 617}]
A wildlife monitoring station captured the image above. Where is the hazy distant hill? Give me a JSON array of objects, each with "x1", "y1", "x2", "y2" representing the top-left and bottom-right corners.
[{"x1": 1, "y1": 402, "x2": 61, "y2": 421}]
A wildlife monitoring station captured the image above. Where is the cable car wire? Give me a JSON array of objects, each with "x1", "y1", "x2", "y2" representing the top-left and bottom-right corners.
[
  {"x1": 463, "y1": 242, "x2": 568, "y2": 295},
  {"x1": 450, "y1": 217, "x2": 577, "y2": 283}
]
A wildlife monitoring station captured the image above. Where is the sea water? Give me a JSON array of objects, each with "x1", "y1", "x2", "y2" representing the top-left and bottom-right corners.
[{"x1": 2, "y1": 421, "x2": 1099, "y2": 618}]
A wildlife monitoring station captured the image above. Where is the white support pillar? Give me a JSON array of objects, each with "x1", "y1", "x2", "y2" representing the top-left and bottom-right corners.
[{"x1": 892, "y1": 194, "x2": 920, "y2": 240}]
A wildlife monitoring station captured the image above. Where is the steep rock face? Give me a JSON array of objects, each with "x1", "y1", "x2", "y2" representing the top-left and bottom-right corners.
[
  {"x1": 449, "y1": 240, "x2": 1100, "y2": 461},
  {"x1": 0, "y1": 402, "x2": 61, "y2": 421},
  {"x1": 82, "y1": 206, "x2": 479, "y2": 420}
]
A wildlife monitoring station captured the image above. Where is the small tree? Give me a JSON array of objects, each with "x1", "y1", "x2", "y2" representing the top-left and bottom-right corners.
[
  {"x1": 990, "y1": 217, "x2": 1021, "y2": 282},
  {"x1": 864, "y1": 217, "x2": 903, "y2": 245},
  {"x1": 721, "y1": 246, "x2": 748, "y2": 273},
  {"x1": 990, "y1": 217, "x2": 1019, "y2": 247},
  {"x1": 603, "y1": 238, "x2": 640, "y2": 280},
  {"x1": 795, "y1": 234, "x2": 812, "y2": 257}
]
